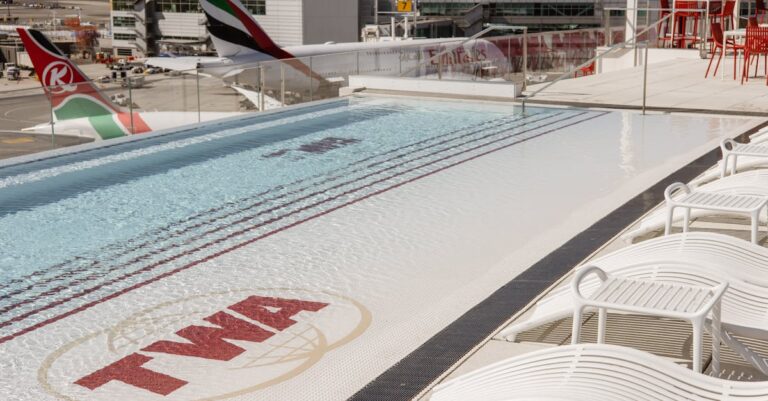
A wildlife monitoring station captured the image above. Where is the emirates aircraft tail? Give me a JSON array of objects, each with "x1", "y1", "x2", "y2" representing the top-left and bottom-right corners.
[{"x1": 201, "y1": 0, "x2": 294, "y2": 60}]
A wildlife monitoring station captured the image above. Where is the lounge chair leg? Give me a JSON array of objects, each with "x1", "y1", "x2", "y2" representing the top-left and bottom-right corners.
[
  {"x1": 711, "y1": 302, "x2": 722, "y2": 374},
  {"x1": 683, "y1": 208, "x2": 691, "y2": 233},
  {"x1": 665, "y1": 206, "x2": 675, "y2": 235},
  {"x1": 720, "y1": 154, "x2": 729, "y2": 178},
  {"x1": 597, "y1": 308, "x2": 607, "y2": 344},
  {"x1": 571, "y1": 307, "x2": 583, "y2": 345},
  {"x1": 693, "y1": 317, "x2": 704, "y2": 373},
  {"x1": 731, "y1": 155, "x2": 738, "y2": 175},
  {"x1": 752, "y1": 210, "x2": 759, "y2": 244}
]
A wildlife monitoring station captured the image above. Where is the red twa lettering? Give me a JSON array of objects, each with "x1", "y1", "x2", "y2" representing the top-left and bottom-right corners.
[
  {"x1": 229, "y1": 296, "x2": 328, "y2": 331},
  {"x1": 141, "y1": 311, "x2": 274, "y2": 361},
  {"x1": 75, "y1": 294, "x2": 329, "y2": 395},
  {"x1": 74, "y1": 353, "x2": 187, "y2": 395}
]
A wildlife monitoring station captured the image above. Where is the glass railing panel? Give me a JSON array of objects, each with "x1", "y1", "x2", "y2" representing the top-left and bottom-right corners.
[
  {"x1": 0, "y1": 86, "x2": 51, "y2": 134},
  {"x1": 258, "y1": 59, "x2": 285, "y2": 110},
  {"x1": 305, "y1": 51, "x2": 358, "y2": 100}
]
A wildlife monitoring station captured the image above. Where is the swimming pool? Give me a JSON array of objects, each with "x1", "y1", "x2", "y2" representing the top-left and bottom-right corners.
[{"x1": 0, "y1": 96, "x2": 760, "y2": 401}]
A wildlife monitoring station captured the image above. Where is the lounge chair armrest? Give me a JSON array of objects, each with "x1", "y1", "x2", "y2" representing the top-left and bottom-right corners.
[
  {"x1": 664, "y1": 182, "x2": 690, "y2": 203},
  {"x1": 700, "y1": 281, "x2": 729, "y2": 312},
  {"x1": 571, "y1": 265, "x2": 608, "y2": 301},
  {"x1": 721, "y1": 138, "x2": 738, "y2": 152}
]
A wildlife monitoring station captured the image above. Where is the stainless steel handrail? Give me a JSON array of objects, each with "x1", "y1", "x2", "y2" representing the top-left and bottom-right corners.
[{"x1": 521, "y1": 10, "x2": 678, "y2": 112}]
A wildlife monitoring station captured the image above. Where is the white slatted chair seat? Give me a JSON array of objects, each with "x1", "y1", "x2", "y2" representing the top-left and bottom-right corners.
[
  {"x1": 676, "y1": 192, "x2": 767, "y2": 211},
  {"x1": 497, "y1": 233, "x2": 768, "y2": 374},
  {"x1": 722, "y1": 139, "x2": 768, "y2": 178},
  {"x1": 624, "y1": 173, "x2": 768, "y2": 242},
  {"x1": 588, "y1": 277, "x2": 718, "y2": 314},
  {"x1": 692, "y1": 158, "x2": 768, "y2": 187},
  {"x1": 591, "y1": 232, "x2": 768, "y2": 286},
  {"x1": 663, "y1": 182, "x2": 768, "y2": 243},
  {"x1": 429, "y1": 344, "x2": 768, "y2": 401},
  {"x1": 570, "y1": 266, "x2": 727, "y2": 373}
]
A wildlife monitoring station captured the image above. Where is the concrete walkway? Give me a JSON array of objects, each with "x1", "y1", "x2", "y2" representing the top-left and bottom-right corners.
[{"x1": 526, "y1": 58, "x2": 768, "y2": 115}]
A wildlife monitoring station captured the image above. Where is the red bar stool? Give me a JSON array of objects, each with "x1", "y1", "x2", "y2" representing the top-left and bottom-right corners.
[
  {"x1": 757, "y1": 0, "x2": 768, "y2": 23},
  {"x1": 675, "y1": 0, "x2": 702, "y2": 48},
  {"x1": 710, "y1": 0, "x2": 736, "y2": 31},
  {"x1": 741, "y1": 26, "x2": 768, "y2": 84},
  {"x1": 706, "y1": 22, "x2": 744, "y2": 79}
]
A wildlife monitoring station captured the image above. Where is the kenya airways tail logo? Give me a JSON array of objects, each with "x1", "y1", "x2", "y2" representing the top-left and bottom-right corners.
[
  {"x1": 17, "y1": 27, "x2": 154, "y2": 139},
  {"x1": 17, "y1": 27, "x2": 119, "y2": 120},
  {"x1": 42, "y1": 61, "x2": 76, "y2": 94}
]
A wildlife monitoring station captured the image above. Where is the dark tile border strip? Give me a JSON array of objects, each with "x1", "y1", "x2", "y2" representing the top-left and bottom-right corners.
[{"x1": 348, "y1": 123, "x2": 768, "y2": 401}]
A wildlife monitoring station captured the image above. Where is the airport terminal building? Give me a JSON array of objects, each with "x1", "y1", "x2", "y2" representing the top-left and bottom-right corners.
[
  {"x1": 111, "y1": 0, "x2": 627, "y2": 57},
  {"x1": 111, "y1": 0, "x2": 359, "y2": 57}
]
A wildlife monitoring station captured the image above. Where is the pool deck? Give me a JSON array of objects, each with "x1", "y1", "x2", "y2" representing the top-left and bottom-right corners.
[
  {"x1": 524, "y1": 58, "x2": 768, "y2": 115},
  {"x1": 371, "y1": 57, "x2": 768, "y2": 400},
  {"x1": 356, "y1": 131, "x2": 761, "y2": 400}
]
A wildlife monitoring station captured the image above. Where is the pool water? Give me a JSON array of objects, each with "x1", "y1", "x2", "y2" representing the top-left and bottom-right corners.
[{"x1": 0, "y1": 97, "x2": 594, "y2": 341}]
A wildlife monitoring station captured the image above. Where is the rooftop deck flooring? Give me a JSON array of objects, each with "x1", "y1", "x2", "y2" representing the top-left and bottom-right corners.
[
  {"x1": 525, "y1": 57, "x2": 768, "y2": 115},
  {"x1": 416, "y1": 162, "x2": 768, "y2": 401},
  {"x1": 378, "y1": 56, "x2": 768, "y2": 400}
]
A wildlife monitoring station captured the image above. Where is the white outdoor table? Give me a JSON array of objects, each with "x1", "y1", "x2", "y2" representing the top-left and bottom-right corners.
[
  {"x1": 571, "y1": 265, "x2": 728, "y2": 373},
  {"x1": 664, "y1": 182, "x2": 768, "y2": 244}
]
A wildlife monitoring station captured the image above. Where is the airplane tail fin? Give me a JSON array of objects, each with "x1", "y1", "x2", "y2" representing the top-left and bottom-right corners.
[
  {"x1": 201, "y1": 0, "x2": 294, "y2": 60},
  {"x1": 16, "y1": 28, "x2": 119, "y2": 121}
]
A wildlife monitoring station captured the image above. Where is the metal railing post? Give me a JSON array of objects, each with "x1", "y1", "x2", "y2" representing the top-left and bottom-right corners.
[
  {"x1": 670, "y1": 2, "x2": 677, "y2": 48},
  {"x1": 280, "y1": 63, "x2": 285, "y2": 107},
  {"x1": 259, "y1": 65, "x2": 265, "y2": 111},
  {"x1": 182, "y1": 73, "x2": 187, "y2": 112},
  {"x1": 604, "y1": 9, "x2": 610, "y2": 46},
  {"x1": 356, "y1": 51, "x2": 360, "y2": 75},
  {"x1": 523, "y1": 28, "x2": 528, "y2": 91},
  {"x1": 128, "y1": 77, "x2": 134, "y2": 134},
  {"x1": 309, "y1": 56, "x2": 313, "y2": 101},
  {"x1": 196, "y1": 67, "x2": 201, "y2": 123},
  {"x1": 642, "y1": 43, "x2": 649, "y2": 114},
  {"x1": 700, "y1": 7, "x2": 708, "y2": 57},
  {"x1": 438, "y1": 45, "x2": 443, "y2": 80},
  {"x1": 631, "y1": 0, "x2": 639, "y2": 66},
  {"x1": 49, "y1": 91, "x2": 55, "y2": 147}
]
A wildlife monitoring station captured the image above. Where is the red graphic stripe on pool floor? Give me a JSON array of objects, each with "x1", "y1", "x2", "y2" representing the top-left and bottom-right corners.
[
  {"x1": 0, "y1": 112, "x2": 606, "y2": 344},
  {"x1": 0, "y1": 113, "x2": 556, "y2": 312},
  {"x1": 0, "y1": 114, "x2": 527, "y2": 294}
]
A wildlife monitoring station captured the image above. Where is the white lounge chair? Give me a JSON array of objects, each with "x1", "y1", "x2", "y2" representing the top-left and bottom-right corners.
[
  {"x1": 598, "y1": 232, "x2": 768, "y2": 286},
  {"x1": 497, "y1": 233, "x2": 768, "y2": 373},
  {"x1": 662, "y1": 182, "x2": 768, "y2": 243},
  {"x1": 692, "y1": 133, "x2": 768, "y2": 187},
  {"x1": 429, "y1": 344, "x2": 768, "y2": 401},
  {"x1": 721, "y1": 139, "x2": 768, "y2": 178},
  {"x1": 623, "y1": 177, "x2": 768, "y2": 242}
]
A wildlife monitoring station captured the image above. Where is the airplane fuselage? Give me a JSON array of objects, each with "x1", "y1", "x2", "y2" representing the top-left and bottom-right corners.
[
  {"x1": 198, "y1": 38, "x2": 508, "y2": 94},
  {"x1": 24, "y1": 111, "x2": 243, "y2": 140}
]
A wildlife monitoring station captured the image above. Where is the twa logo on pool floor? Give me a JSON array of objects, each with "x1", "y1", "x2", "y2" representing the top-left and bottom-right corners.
[{"x1": 39, "y1": 289, "x2": 370, "y2": 400}]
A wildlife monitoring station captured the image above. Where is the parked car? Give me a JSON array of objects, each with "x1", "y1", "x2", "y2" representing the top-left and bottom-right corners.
[
  {"x1": 6, "y1": 64, "x2": 20, "y2": 81},
  {"x1": 110, "y1": 93, "x2": 129, "y2": 106}
]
